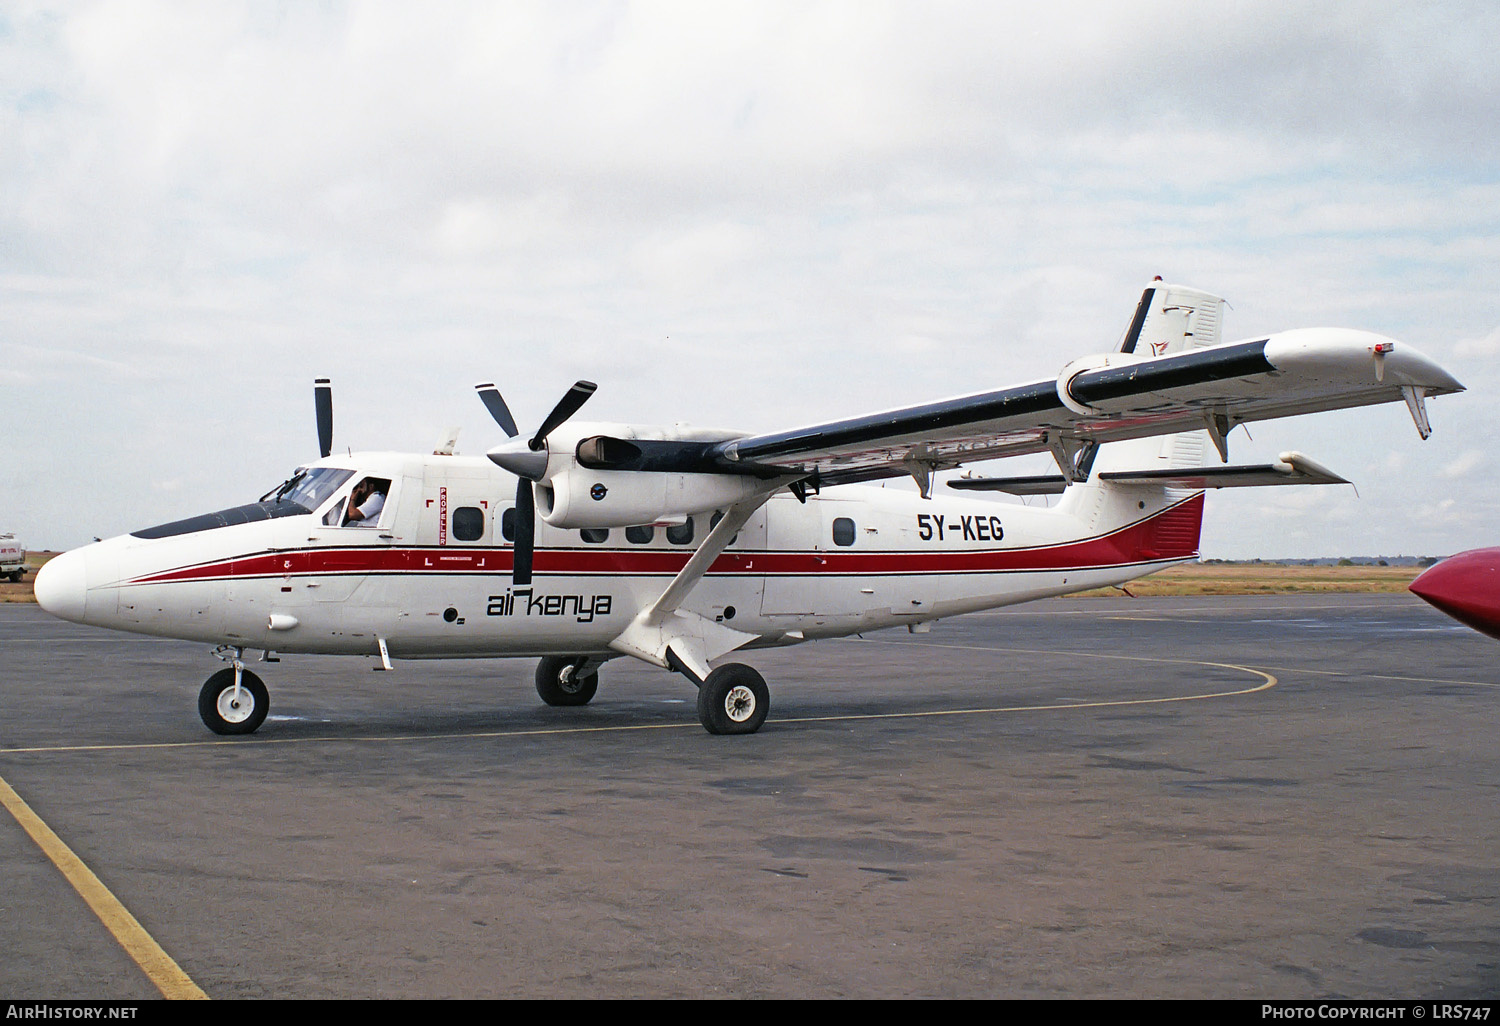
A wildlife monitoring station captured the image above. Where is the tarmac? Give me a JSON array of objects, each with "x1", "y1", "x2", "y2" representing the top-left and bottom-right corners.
[{"x1": 1, "y1": 594, "x2": 1497, "y2": 999}]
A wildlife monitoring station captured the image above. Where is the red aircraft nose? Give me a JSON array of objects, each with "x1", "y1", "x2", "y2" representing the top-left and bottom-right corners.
[{"x1": 1409, "y1": 547, "x2": 1500, "y2": 640}]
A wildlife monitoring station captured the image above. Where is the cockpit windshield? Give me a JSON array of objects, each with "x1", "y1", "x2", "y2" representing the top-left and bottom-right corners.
[
  {"x1": 261, "y1": 467, "x2": 354, "y2": 512},
  {"x1": 131, "y1": 467, "x2": 360, "y2": 541}
]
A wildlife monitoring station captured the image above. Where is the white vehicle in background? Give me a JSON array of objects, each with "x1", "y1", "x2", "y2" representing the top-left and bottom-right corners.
[{"x1": 0, "y1": 534, "x2": 25, "y2": 582}]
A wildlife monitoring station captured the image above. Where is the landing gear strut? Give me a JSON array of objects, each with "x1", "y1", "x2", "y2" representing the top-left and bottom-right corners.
[
  {"x1": 535, "y1": 656, "x2": 600, "y2": 706},
  {"x1": 198, "y1": 666, "x2": 269, "y2": 735},
  {"x1": 696, "y1": 663, "x2": 769, "y2": 735}
]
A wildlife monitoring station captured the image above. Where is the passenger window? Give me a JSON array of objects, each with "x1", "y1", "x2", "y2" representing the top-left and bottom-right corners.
[
  {"x1": 666, "y1": 518, "x2": 694, "y2": 545},
  {"x1": 581, "y1": 528, "x2": 609, "y2": 544},
  {"x1": 626, "y1": 525, "x2": 655, "y2": 544},
  {"x1": 501, "y1": 508, "x2": 515, "y2": 542},
  {"x1": 453, "y1": 506, "x2": 485, "y2": 542},
  {"x1": 322, "y1": 498, "x2": 346, "y2": 527},
  {"x1": 832, "y1": 517, "x2": 856, "y2": 546}
]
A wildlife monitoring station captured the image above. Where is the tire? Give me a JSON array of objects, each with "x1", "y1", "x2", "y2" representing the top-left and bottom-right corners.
[
  {"x1": 7, "y1": 570, "x2": 21, "y2": 583},
  {"x1": 198, "y1": 668, "x2": 270, "y2": 735},
  {"x1": 535, "y1": 656, "x2": 599, "y2": 706},
  {"x1": 696, "y1": 663, "x2": 769, "y2": 735}
]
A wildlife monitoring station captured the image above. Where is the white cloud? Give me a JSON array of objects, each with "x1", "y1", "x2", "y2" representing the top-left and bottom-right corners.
[
  {"x1": 1454, "y1": 326, "x2": 1500, "y2": 357},
  {"x1": 1441, "y1": 450, "x2": 1487, "y2": 478},
  {"x1": 628, "y1": 221, "x2": 764, "y2": 293}
]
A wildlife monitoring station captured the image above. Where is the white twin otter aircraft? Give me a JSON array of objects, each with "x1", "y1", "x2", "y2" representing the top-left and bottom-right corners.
[{"x1": 35, "y1": 282, "x2": 1463, "y2": 735}]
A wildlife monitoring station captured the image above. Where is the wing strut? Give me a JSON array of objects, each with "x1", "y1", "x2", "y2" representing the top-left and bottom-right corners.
[{"x1": 609, "y1": 490, "x2": 776, "y2": 681}]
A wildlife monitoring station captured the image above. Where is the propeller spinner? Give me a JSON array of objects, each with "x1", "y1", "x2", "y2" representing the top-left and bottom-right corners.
[{"x1": 474, "y1": 380, "x2": 597, "y2": 586}]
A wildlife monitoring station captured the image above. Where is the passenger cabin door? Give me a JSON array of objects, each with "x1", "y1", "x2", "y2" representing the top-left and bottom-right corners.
[{"x1": 416, "y1": 468, "x2": 510, "y2": 576}]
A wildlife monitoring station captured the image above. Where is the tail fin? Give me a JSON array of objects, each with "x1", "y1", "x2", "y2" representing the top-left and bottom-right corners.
[
  {"x1": 1118, "y1": 280, "x2": 1225, "y2": 357},
  {"x1": 1063, "y1": 284, "x2": 1214, "y2": 558},
  {"x1": 1088, "y1": 277, "x2": 1230, "y2": 498}
]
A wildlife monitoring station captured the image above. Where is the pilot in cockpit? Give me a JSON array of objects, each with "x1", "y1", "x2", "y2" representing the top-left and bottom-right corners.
[{"x1": 343, "y1": 477, "x2": 390, "y2": 527}]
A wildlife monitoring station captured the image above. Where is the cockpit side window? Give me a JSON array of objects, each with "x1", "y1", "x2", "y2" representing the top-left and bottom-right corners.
[{"x1": 343, "y1": 477, "x2": 393, "y2": 528}]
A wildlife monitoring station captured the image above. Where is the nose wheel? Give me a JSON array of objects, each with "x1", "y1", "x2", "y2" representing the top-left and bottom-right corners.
[{"x1": 198, "y1": 667, "x2": 269, "y2": 735}]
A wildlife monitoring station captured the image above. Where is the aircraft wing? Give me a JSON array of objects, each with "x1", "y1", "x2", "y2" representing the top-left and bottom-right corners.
[{"x1": 696, "y1": 329, "x2": 1462, "y2": 487}]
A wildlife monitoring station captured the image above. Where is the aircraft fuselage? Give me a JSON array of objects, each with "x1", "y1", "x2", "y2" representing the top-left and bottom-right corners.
[{"x1": 36, "y1": 452, "x2": 1201, "y2": 660}]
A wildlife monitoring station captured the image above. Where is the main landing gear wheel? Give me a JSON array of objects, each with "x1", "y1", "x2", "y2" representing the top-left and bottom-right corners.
[
  {"x1": 535, "y1": 656, "x2": 599, "y2": 707},
  {"x1": 198, "y1": 668, "x2": 269, "y2": 735},
  {"x1": 697, "y1": 663, "x2": 769, "y2": 735}
]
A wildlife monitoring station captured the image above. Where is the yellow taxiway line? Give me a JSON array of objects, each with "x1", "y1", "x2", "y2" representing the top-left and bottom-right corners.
[{"x1": 0, "y1": 774, "x2": 208, "y2": 1000}]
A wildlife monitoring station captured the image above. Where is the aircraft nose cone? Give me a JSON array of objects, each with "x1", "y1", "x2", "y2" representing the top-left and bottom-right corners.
[
  {"x1": 34, "y1": 548, "x2": 88, "y2": 623},
  {"x1": 1409, "y1": 548, "x2": 1500, "y2": 641}
]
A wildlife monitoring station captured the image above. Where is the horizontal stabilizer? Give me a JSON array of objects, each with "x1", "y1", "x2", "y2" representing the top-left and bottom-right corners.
[
  {"x1": 949, "y1": 451, "x2": 1349, "y2": 493},
  {"x1": 1101, "y1": 451, "x2": 1348, "y2": 488},
  {"x1": 948, "y1": 474, "x2": 1070, "y2": 495}
]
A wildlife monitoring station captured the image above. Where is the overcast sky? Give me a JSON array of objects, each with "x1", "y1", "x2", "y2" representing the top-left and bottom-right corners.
[{"x1": 3, "y1": 0, "x2": 1497, "y2": 557}]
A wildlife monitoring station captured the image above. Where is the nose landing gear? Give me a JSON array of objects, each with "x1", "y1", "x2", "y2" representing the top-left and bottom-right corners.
[{"x1": 198, "y1": 664, "x2": 269, "y2": 735}]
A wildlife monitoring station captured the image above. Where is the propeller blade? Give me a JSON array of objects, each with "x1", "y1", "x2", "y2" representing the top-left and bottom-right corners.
[
  {"x1": 474, "y1": 382, "x2": 520, "y2": 438},
  {"x1": 513, "y1": 478, "x2": 535, "y2": 587},
  {"x1": 475, "y1": 378, "x2": 592, "y2": 585},
  {"x1": 315, "y1": 378, "x2": 334, "y2": 458},
  {"x1": 529, "y1": 380, "x2": 597, "y2": 451}
]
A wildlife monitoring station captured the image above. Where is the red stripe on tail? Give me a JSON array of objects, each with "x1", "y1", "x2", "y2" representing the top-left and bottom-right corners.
[{"x1": 1134, "y1": 492, "x2": 1203, "y2": 561}]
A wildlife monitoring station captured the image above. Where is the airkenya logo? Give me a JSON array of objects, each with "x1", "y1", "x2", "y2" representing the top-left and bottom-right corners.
[{"x1": 486, "y1": 589, "x2": 613, "y2": 623}]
